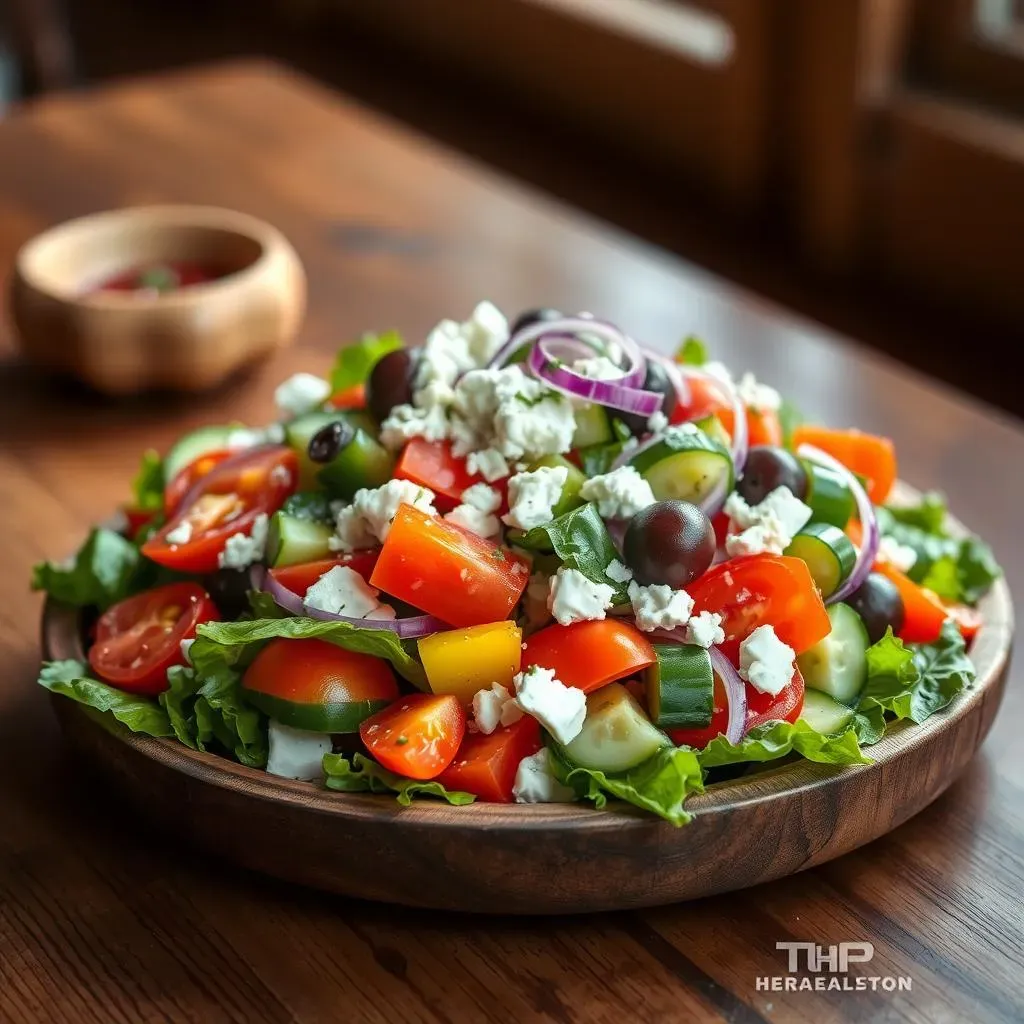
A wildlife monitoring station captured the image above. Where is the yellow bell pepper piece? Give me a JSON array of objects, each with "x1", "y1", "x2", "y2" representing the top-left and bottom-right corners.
[{"x1": 417, "y1": 621, "x2": 522, "y2": 704}]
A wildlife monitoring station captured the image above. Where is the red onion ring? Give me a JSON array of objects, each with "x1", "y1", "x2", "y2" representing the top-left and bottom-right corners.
[
  {"x1": 797, "y1": 443, "x2": 879, "y2": 604},
  {"x1": 682, "y1": 367, "x2": 748, "y2": 476},
  {"x1": 709, "y1": 647, "x2": 748, "y2": 745},
  {"x1": 256, "y1": 566, "x2": 448, "y2": 639}
]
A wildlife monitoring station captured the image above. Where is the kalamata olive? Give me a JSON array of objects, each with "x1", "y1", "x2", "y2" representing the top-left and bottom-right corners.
[
  {"x1": 367, "y1": 348, "x2": 420, "y2": 423},
  {"x1": 847, "y1": 572, "x2": 905, "y2": 643},
  {"x1": 308, "y1": 420, "x2": 356, "y2": 464},
  {"x1": 736, "y1": 446, "x2": 809, "y2": 504},
  {"x1": 619, "y1": 359, "x2": 678, "y2": 435},
  {"x1": 623, "y1": 500, "x2": 716, "y2": 589},
  {"x1": 203, "y1": 568, "x2": 256, "y2": 620},
  {"x1": 509, "y1": 308, "x2": 564, "y2": 336}
]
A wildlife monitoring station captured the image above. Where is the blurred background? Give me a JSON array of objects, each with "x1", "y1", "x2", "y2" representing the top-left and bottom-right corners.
[{"x1": 1, "y1": 0, "x2": 1021, "y2": 415}]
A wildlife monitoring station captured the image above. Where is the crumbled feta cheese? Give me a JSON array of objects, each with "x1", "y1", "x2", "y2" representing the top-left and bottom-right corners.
[
  {"x1": 605, "y1": 558, "x2": 634, "y2": 584},
  {"x1": 878, "y1": 535, "x2": 918, "y2": 573},
  {"x1": 647, "y1": 410, "x2": 669, "y2": 434},
  {"x1": 445, "y1": 503, "x2": 500, "y2": 539},
  {"x1": 724, "y1": 486, "x2": 813, "y2": 557},
  {"x1": 165, "y1": 520, "x2": 193, "y2": 546},
  {"x1": 466, "y1": 447, "x2": 510, "y2": 482},
  {"x1": 628, "y1": 581, "x2": 695, "y2": 632},
  {"x1": 329, "y1": 480, "x2": 437, "y2": 551},
  {"x1": 379, "y1": 399, "x2": 451, "y2": 451},
  {"x1": 548, "y1": 567, "x2": 616, "y2": 626},
  {"x1": 414, "y1": 301, "x2": 508, "y2": 393},
  {"x1": 274, "y1": 373, "x2": 331, "y2": 419},
  {"x1": 725, "y1": 523, "x2": 789, "y2": 558},
  {"x1": 226, "y1": 423, "x2": 286, "y2": 449},
  {"x1": 471, "y1": 682, "x2": 524, "y2": 735},
  {"x1": 579, "y1": 465, "x2": 656, "y2": 520},
  {"x1": 685, "y1": 611, "x2": 725, "y2": 648},
  {"x1": 462, "y1": 482, "x2": 501, "y2": 513},
  {"x1": 304, "y1": 565, "x2": 393, "y2": 619},
  {"x1": 737, "y1": 372, "x2": 781, "y2": 413},
  {"x1": 512, "y1": 748, "x2": 577, "y2": 804},
  {"x1": 513, "y1": 666, "x2": 587, "y2": 745},
  {"x1": 180, "y1": 638, "x2": 194, "y2": 665},
  {"x1": 266, "y1": 721, "x2": 332, "y2": 781},
  {"x1": 572, "y1": 356, "x2": 622, "y2": 381},
  {"x1": 217, "y1": 513, "x2": 269, "y2": 569},
  {"x1": 738, "y1": 624, "x2": 795, "y2": 696},
  {"x1": 463, "y1": 300, "x2": 509, "y2": 366},
  {"x1": 503, "y1": 465, "x2": 568, "y2": 531},
  {"x1": 492, "y1": 386, "x2": 576, "y2": 461}
]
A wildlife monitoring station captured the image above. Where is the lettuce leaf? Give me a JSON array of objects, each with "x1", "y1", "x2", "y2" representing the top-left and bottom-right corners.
[
  {"x1": 884, "y1": 492, "x2": 948, "y2": 534},
  {"x1": 38, "y1": 660, "x2": 173, "y2": 737},
  {"x1": 697, "y1": 719, "x2": 870, "y2": 768},
  {"x1": 549, "y1": 743, "x2": 705, "y2": 827},
  {"x1": 330, "y1": 330, "x2": 404, "y2": 393},
  {"x1": 131, "y1": 449, "x2": 165, "y2": 511},
  {"x1": 322, "y1": 752, "x2": 475, "y2": 806},
  {"x1": 31, "y1": 528, "x2": 142, "y2": 610},
  {"x1": 192, "y1": 616, "x2": 427, "y2": 689},
  {"x1": 160, "y1": 665, "x2": 204, "y2": 748}
]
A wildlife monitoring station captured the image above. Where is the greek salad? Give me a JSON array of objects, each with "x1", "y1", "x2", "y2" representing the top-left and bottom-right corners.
[{"x1": 34, "y1": 303, "x2": 1002, "y2": 825}]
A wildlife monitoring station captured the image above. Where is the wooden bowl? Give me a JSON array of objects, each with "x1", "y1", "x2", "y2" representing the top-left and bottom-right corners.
[
  {"x1": 39, "y1": 488, "x2": 1013, "y2": 914},
  {"x1": 9, "y1": 205, "x2": 306, "y2": 395}
]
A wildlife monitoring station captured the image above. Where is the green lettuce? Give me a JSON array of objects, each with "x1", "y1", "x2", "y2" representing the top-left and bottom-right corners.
[
  {"x1": 131, "y1": 449, "x2": 165, "y2": 511},
  {"x1": 160, "y1": 665, "x2": 203, "y2": 748},
  {"x1": 330, "y1": 330, "x2": 404, "y2": 393},
  {"x1": 549, "y1": 743, "x2": 705, "y2": 827},
  {"x1": 38, "y1": 660, "x2": 173, "y2": 737},
  {"x1": 697, "y1": 719, "x2": 870, "y2": 769},
  {"x1": 322, "y1": 752, "x2": 475, "y2": 806},
  {"x1": 884, "y1": 491, "x2": 947, "y2": 534},
  {"x1": 31, "y1": 527, "x2": 142, "y2": 609}
]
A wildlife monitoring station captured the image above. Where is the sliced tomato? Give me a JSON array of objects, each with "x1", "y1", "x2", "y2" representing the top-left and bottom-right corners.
[
  {"x1": 521, "y1": 620, "x2": 655, "y2": 694},
  {"x1": 122, "y1": 505, "x2": 157, "y2": 540},
  {"x1": 668, "y1": 672, "x2": 729, "y2": 749},
  {"x1": 791, "y1": 425, "x2": 897, "y2": 504},
  {"x1": 371, "y1": 504, "x2": 530, "y2": 627},
  {"x1": 328, "y1": 382, "x2": 366, "y2": 410},
  {"x1": 711, "y1": 511, "x2": 731, "y2": 548},
  {"x1": 88, "y1": 582, "x2": 219, "y2": 695},
  {"x1": 142, "y1": 446, "x2": 298, "y2": 573},
  {"x1": 873, "y1": 562, "x2": 948, "y2": 644},
  {"x1": 944, "y1": 601, "x2": 982, "y2": 641},
  {"x1": 394, "y1": 439, "x2": 481, "y2": 510},
  {"x1": 672, "y1": 374, "x2": 731, "y2": 425},
  {"x1": 359, "y1": 693, "x2": 466, "y2": 780},
  {"x1": 744, "y1": 666, "x2": 805, "y2": 732},
  {"x1": 164, "y1": 448, "x2": 235, "y2": 516},
  {"x1": 242, "y1": 637, "x2": 398, "y2": 732},
  {"x1": 436, "y1": 716, "x2": 542, "y2": 802},
  {"x1": 268, "y1": 550, "x2": 382, "y2": 598},
  {"x1": 689, "y1": 555, "x2": 831, "y2": 659}
]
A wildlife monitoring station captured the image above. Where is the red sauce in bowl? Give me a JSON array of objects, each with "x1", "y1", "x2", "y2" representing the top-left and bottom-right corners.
[{"x1": 91, "y1": 261, "x2": 228, "y2": 295}]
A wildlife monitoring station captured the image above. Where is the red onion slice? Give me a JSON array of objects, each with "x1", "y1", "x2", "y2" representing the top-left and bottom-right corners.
[
  {"x1": 257, "y1": 566, "x2": 448, "y2": 639},
  {"x1": 709, "y1": 647, "x2": 748, "y2": 745},
  {"x1": 797, "y1": 443, "x2": 879, "y2": 604}
]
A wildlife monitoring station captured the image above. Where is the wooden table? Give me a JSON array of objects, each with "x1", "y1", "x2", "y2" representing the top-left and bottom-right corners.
[{"x1": 0, "y1": 61, "x2": 1021, "y2": 1024}]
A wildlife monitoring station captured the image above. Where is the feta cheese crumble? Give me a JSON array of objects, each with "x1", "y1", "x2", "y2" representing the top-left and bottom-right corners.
[
  {"x1": 226, "y1": 423, "x2": 286, "y2": 449},
  {"x1": 647, "y1": 410, "x2": 669, "y2": 434},
  {"x1": 684, "y1": 611, "x2": 725, "y2": 648},
  {"x1": 266, "y1": 721, "x2": 332, "y2": 782},
  {"x1": 738, "y1": 624, "x2": 795, "y2": 696},
  {"x1": 503, "y1": 465, "x2": 568, "y2": 531},
  {"x1": 736, "y1": 372, "x2": 781, "y2": 414},
  {"x1": 878, "y1": 535, "x2": 918, "y2": 573},
  {"x1": 579, "y1": 465, "x2": 656, "y2": 520},
  {"x1": 628, "y1": 581, "x2": 695, "y2": 632},
  {"x1": 165, "y1": 520, "x2": 193, "y2": 546},
  {"x1": 445, "y1": 503, "x2": 500, "y2": 540},
  {"x1": 330, "y1": 480, "x2": 437, "y2": 551},
  {"x1": 304, "y1": 565, "x2": 394, "y2": 619},
  {"x1": 548, "y1": 567, "x2": 616, "y2": 626},
  {"x1": 724, "y1": 486, "x2": 813, "y2": 557},
  {"x1": 513, "y1": 665, "x2": 587, "y2": 745},
  {"x1": 512, "y1": 748, "x2": 577, "y2": 804},
  {"x1": 461, "y1": 482, "x2": 502, "y2": 513},
  {"x1": 471, "y1": 682, "x2": 524, "y2": 735},
  {"x1": 274, "y1": 373, "x2": 331, "y2": 419},
  {"x1": 466, "y1": 447, "x2": 510, "y2": 482},
  {"x1": 217, "y1": 513, "x2": 269, "y2": 569},
  {"x1": 572, "y1": 356, "x2": 622, "y2": 381},
  {"x1": 604, "y1": 558, "x2": 634, "y2": 584}
]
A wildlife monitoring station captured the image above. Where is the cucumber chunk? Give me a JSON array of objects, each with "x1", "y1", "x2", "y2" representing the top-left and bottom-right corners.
[
  {"x1": 562, "y1": 682, "x2": 668, "y2": 773},
  {"x1": 801, "y1": 459, "x2": 855, "y2": 529},
  {"x1": 798, "y1": 689, "x2": 857, "y2": 735},
  {"x1": 645, "y1": 644, "x2": 714, "y2": 728},
  {"x1": 797, "y1": 602, "x2": 869, "y2": 706},
  {"x1": 164, "y1": 425, "x2": 237, "y2": 483},
  {"x1": 266, "y1": 511, "x2": 335, "y2": 568},
  {"x1": 317, "y1": 431, "x2": 395, "y2": 500},
  {"x1": 693, "y1": 414, "x2": 731, "y2": 450},
  {"x1": 630, "y1": 425, "x2": 733, "y2": 504},
  {"x1": 785, "y1": 523, "x2": 857, "y2": 597},
  {"x1": 572, "y1": 402, "x2": 614, "y2": 448},
  {"x1": 286, "y1": 410, "x2": 379, "y2": 489}
]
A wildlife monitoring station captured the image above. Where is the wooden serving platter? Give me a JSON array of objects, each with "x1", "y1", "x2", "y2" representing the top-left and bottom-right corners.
[{"x1": 40, "y1": 493, "x2": 1014, "y2": 915}]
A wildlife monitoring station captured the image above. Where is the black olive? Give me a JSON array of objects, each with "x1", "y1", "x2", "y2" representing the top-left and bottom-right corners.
[
  {"x1": 308, "y1": 420, "x2": 356, "y2": 464},
  {"x1": 737, "y1": 446, "x2": 809, "y2": 504},
  {"x1": 623, "y1": 500, "x2": 716, "y2": 589},
  {"x1": 203, "y1": 568, "x2": 256, "y2": 620},
  {"x1": 367, "y1": 348, "x2": 420, "y2": 423},
  {"x1": 847, "y1": 572, "x2": 905, "y2": 643},
  {"x1": 619, "y1": 359, "x2": 678, "y2": 435}
]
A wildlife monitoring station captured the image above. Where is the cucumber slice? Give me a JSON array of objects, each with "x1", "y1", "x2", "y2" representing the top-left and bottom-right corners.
[
  {"x1": 572, "y1": 402, "x2": 614, "y2": 448},
  {"x1": 317, "y1": 430, "x2": 395, "y2": 500},
  {"x1": 266, "y1": 511, "x2": 335, "y2": 568},
  {"x1": 245, "y1": 690, "x2": 389, "y2": 733},
  {"x1": 529, "y1": 454, "x2": 586, "y2": 517},
  {"x1": 630, "y1": 425, "x2": 733, "y2": 504},
  {"x1": 164, "y1": 425, "x2": 237, "y2": 483},
  {"x1": 801, "y1": 459, "x2": 855, "y2": 529},
  {"x1": 798, "y1": 689, "x2": 857, "y2": 735},
  {"x1": 797, "y1": 602, "x2": 869, "y2": 706},
  {"x1": 693, "y1": 414, "x2": 731, "y2": 450},
  {"x1": 785, "y1": 522, "x2": 857, "y2": 597},
  {"x1": 645, "y1": 643, "x2": 714, "y2": 728},
  {"x1": 562, "y1": 682, "x2": 668, "y2": 773},
  {"x1": 286, "y1": 410, "x2": 379, "y2": 489}
]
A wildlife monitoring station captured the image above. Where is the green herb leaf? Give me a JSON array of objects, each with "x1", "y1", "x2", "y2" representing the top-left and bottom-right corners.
[
  {"x1": 549, "y1": 743, "x2": 704, "y2": 827},
  {"x1": 38, "y1": 660, "x2": 173, "y2": 737},
  {"x1": 697, "y1": 718, "x2": 870, "y2": 768},
  {"x1": 330, "y1": 330, "x2": 404, "y2": 394},
  {"x1": 323, "y1": 752, "x2": 475, "y2": 806},
  {"x1": 131, "y1": 449, "x2": 165, "y2": 511},
  {"x1": 919, "y1": 555, "x2": 960, "y2": 601},
  {"x1": 675, "y1": 336, "x2": 708, "y2": 366},
  {"x1": 31, "y1": 528, "x2": 141, "y2": 610},
  {"x1": 884, "y1": 492, "x2": 948, "y2": 535}
]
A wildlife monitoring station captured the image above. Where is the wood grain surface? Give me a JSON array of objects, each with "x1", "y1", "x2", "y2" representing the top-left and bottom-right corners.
[{"x1": 0, "y1": 61, "x2": 1022, "y2": 1023}]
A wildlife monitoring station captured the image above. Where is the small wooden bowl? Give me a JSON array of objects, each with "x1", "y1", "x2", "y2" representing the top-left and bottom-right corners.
[{"x1": 9, "y1": 205, "x2": 306, "y2": 395}]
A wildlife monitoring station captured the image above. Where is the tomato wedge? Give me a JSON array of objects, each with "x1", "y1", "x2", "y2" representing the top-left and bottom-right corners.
[
  {"x1": 328, "y1": 382, "x2": 367, "y2": 410},
  {"x1": 142, "y1": 446, "x2": 298, "y2": 573},
  {"x1": 359, "y1": 693, "x2": 466, "y2": 779},
  {"x1": 122, "y1": 505, "x2": 157, "y2": 540},
  {"x1": 943, "y1": 601, "x2": 982, "y2": 641},
  {"x1": 268, "y1": 551, "x2": 382, "y2": 598},
  {"x1": 371, "y1": 504, "x2": 530, "y2": 627},
  {"x1": 689, "y1": 555, "x2": 831, "y2": 658},
  {"x1": 521, "y1": 620, "x2": 655, "y2": 694},
  {"x1": 437, "y1": 716, "x2": 542, "y2": 801},
  {"x1": 670, "y1": 374, "x2": 782, "y2": 446},
  {"x1": 164, "y1": 448, "x2": 234, "y2": 516},
  {"x1": 744, "y1": 666, "x2": 805, "y2": 732},
  {"x1": 242, "y1": 638, "x2": 399, "y2": 732},
  {"x1": 88, "y1": 582, "x2": 219, "y2": 695},
  {"x1": 792, "y1": 425, "x2": 897, "y2": 504},
  {"x1": 873, "y1": 562, "x2": 948, "y2": 644},
  {"x1": 394, "y1": 439, "x2": 482, "y2": 510}
]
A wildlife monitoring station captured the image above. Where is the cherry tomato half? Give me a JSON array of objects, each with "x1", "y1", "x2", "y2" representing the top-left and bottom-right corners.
[
  {"x1": 164, "y1": 448, "x2": 235, "y2": 517},
  {"x1": 88, "y1": 582, "x2": 219, "y2": 695},
  {"x1": 744, "y1": 666, "x2": 805, "y2": 732},
  {"x1": 359, "y1": 693, "x2": 466, "y2": 780},
  {"x1": 142, "y1": 446, "x2": 298, "y2": 573}
]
